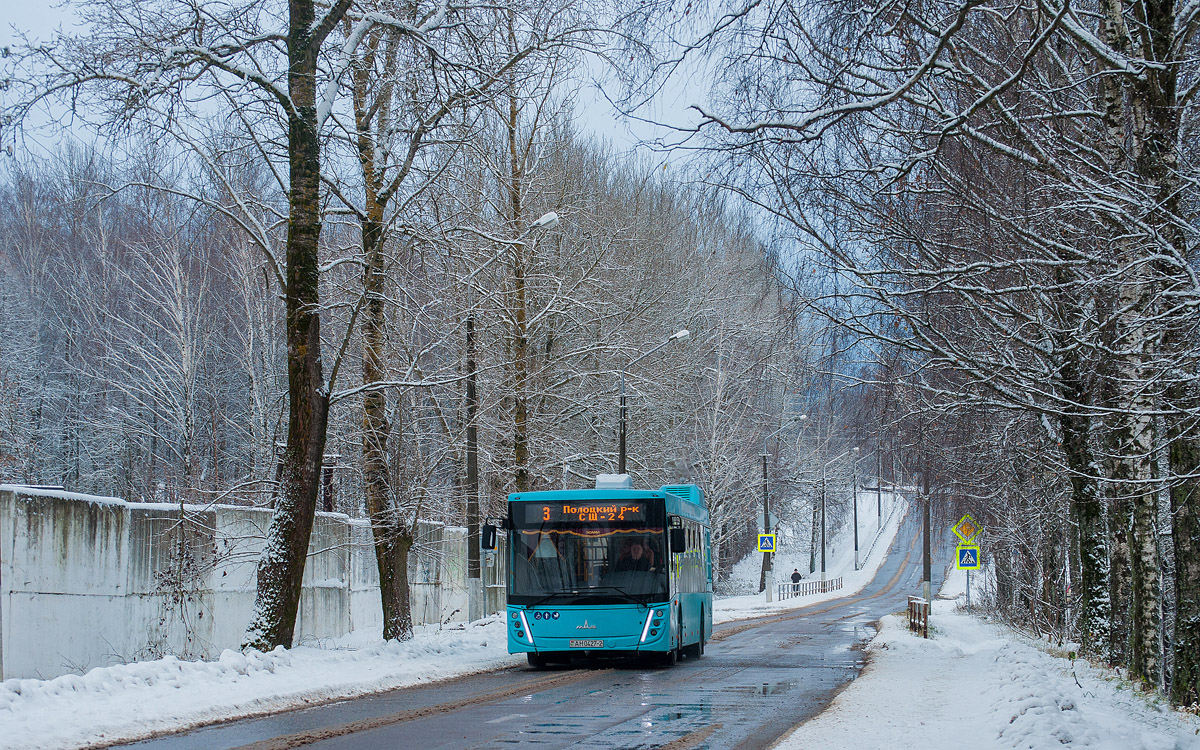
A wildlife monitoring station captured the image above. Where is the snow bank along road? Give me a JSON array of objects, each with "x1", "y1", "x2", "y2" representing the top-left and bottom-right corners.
[
  {"x1": 118, "y1": 509, "x2": 945, "y2": 750},
  {"x1": 775, "y1": 601, "x2": 1200, "y2": 750}
]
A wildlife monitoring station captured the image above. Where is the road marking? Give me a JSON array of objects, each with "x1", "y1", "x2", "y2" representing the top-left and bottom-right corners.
[
  {"x1": 229, "y1": 670, "x2": 607, "y2": 750},
  {"x1": 661, "y1": 722, "x2": 723, "y2": 749},
  {"x1": 486, "y1": 713, "x2": 529, "y2": 724}
]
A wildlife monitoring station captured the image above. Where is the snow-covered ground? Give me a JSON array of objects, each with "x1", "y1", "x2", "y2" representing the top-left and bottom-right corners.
[
  {"x1": 775, "y1": 564, "x2": 1200, "y2": 750},
  {"x1": 16, "y1": 487, "x2": 1195, "y2": 750},
  {"x1": 0, "y1": 490, "x2": 906, "y2": 749},
  {"x1": 0, "y1": 621, "x2": 522, "y2": 749}
]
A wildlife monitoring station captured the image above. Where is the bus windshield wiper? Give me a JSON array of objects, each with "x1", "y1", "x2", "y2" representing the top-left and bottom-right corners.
[
  {"x1": 526, "y1": 586, "x2": 642, "y2": 608},
  {"x1": 526, "y1": 591, "x2": 573, "y2": 608},
  {"x1": 576, "y1": 586, "x2": 642, "y2": 605}
]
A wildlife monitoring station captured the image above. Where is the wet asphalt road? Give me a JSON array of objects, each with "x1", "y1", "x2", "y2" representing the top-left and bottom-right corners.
[{"x1": 122, "y1": 508, "x2": 949, "y2": 750}]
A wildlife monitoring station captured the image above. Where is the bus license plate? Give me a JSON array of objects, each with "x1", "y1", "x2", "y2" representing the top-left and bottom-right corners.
[{"x1": 569, "y1": 639, "x2": 603, "y2": 648}]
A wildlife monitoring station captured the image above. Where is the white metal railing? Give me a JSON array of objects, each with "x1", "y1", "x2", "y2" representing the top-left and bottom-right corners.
[
  {"x1": 859, "y1": 490, "x2": 905, "y2": 567},
  {"x1": 777, "y1": 576, "x2": 843, "y2": 600}
]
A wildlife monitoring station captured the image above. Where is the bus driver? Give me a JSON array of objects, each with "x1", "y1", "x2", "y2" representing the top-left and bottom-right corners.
[{"x1": 615, "y1": 540, "x2": 653, "y2": 572}]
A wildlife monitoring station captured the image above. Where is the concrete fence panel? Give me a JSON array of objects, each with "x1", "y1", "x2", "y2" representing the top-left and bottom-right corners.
[{"x1": 0, "y1": 485, "x2": 502, "y2": 680}]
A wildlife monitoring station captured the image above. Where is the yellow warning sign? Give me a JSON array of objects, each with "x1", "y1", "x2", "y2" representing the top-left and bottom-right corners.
[{"x1": 953, "y1": 514, "x2": 981, "y2": 543}]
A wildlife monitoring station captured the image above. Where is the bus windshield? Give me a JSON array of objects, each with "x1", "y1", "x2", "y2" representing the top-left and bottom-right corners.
[{"x1": 508, "y1": 500, "x2": 668, "y2": 605}]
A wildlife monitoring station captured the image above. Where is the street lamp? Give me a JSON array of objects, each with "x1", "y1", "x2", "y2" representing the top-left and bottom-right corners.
[
  {"x1": 529, "y1": 211, "x2": 560, "y2": 230},
  {"x1": 464, "y1": 210, "x2": 559, "y2": 622},
  {"x1": 618, "y1": 329, "x2": 690, "y2": 474}
]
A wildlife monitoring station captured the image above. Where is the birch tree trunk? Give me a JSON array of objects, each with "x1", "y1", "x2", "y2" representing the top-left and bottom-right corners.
[
  {"x1": 1095, "y1": 0, "x2": 1167, "y2": 686},
  {"x1": 1128, "y1": 0, "x2": 1197, "y2": 703},
  {"x1": 1112, "y1": 281, "x2": 1162, "y2": 687}
]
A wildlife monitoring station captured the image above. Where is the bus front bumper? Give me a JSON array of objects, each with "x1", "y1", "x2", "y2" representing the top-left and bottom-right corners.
[{"x1": 506, "y1": 605, "x2": 672, "y2": 654}]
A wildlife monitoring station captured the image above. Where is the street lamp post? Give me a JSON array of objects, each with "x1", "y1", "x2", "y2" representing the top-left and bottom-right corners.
[
  {"x1": 465, "y1": 211, "x2": 559, "y2": 622},
  {"x1": 820, "y1": 463, "x2": 827, "y2": 581},
  {"x1": 617, "y1": 329, "x2": 689, "y2": 474},
  {"x1": 618, "y1": 373, "x2": 627, "y2": 473},
  {"x1": 761, "y1": 449, "x2": 770, "y2": 600},
  {"x1": 852, "y1": 446, "x2": 860, "y2": 571},
  {"x1": 923, "y1": 452, "x2": 932, "y2": 604}
]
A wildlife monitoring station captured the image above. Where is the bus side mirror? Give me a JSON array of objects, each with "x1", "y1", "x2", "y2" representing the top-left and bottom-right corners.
[
  {"x1": 670, "y1": 527, "x2": 686, "y2": 554},
  {"x1": 482, "y1": 524, "x2": 498, "y2": 551}
]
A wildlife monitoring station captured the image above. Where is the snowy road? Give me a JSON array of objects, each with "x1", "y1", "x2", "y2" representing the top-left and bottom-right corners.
[{"x1": 118, "y1": 508, "x2": 948, "y2": 750}]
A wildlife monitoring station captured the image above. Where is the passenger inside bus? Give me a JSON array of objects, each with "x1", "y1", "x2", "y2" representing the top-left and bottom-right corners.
[
  {"x1": 603, "y1": 536, "x2": 665, "y2": 595},
  {"x1": 614, "y1": 540, "x2": 653, "y2": 572}
]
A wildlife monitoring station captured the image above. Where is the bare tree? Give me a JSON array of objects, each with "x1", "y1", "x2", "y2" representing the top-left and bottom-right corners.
[
  {"x1": 618, "y1": 0, "x2": 1200, "y2": 698},
  {"x1": 8, "y1": 0, "x2": 492, "y2": 650}
]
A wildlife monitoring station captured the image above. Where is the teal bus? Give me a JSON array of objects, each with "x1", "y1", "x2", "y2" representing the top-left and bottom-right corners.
[{"x1": 492, "y1": 477, "x2": 712, "y2": 668}]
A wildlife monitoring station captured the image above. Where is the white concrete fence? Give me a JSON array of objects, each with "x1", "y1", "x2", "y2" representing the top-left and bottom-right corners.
[{"x1": 0, "y1": 485, "x2": 505, "y2": 680}]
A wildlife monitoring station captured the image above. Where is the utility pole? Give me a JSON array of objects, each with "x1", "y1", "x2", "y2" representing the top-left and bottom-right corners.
[
  {"x1": 820, "y1": 464, "x2": 827, "y2": 581},
  {"x1": 466, "y1": 315, "x2": 482, "y2": 622},
  {"x1": 617, "y1": 330, "x2": 689, "y2": 474},
  {"x1": 876, "y1": 444, "x2": 883, "y2": 524},
  {"x1": 461, "y1": 211, "x2": 558, "y2": 623},
  {"x1": 852, "y1": 447, "x2": 860, "y2": 570},
  {"x1": 763, "y1": 413, "x2": 806, "y2": 592},
  {"x1": 817, "y1": 445, "x2": 855, "y2": 582},
  {"x1": 618, "y1": 371, "x2": 627, "y2": 474},
  {"x1": 760, "y1": 451, "x2": 772, "y2": 598},
  {"x1": 922, "y1": 452, "x2": 932, "y2": 604}
]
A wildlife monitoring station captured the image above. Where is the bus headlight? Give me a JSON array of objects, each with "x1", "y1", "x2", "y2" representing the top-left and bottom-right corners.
[
  {"x1": 640, "y1": 610, "x2": 655, "y2": 643},
  {"x1": 517, "y1": 611, "x2": 534, "y2": 644}
]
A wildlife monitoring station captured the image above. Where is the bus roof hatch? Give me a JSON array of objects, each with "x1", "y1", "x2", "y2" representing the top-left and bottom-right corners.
[{"x1": 594, "y1": 473, "x2": 634, "y2": 490}]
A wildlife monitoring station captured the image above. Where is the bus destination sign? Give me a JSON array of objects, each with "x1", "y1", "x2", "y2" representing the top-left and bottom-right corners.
[{"x1": 527, "y1": 502, "x2": 646, "y2": 523}]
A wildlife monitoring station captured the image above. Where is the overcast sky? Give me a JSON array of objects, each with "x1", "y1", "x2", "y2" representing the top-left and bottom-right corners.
[
  {"x1": 3, "y1": 2, "x2": 77, "y2": 46},
  {"x1": 2, "y1": 3, "x2": 708, "y2": 173}
]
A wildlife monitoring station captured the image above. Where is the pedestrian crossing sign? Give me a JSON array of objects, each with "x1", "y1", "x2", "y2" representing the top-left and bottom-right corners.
[
  {"x1": 956, "y1": 545, "x2": 981, "y2": 570},
  {"x1": 758, "y1": 534, "x2": 776, "y2": 552}
]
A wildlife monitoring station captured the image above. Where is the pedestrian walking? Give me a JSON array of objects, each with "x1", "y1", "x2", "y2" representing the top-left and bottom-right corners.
[{"x1": 790, "y1": 568, "x2": 802, "y2": 596}]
